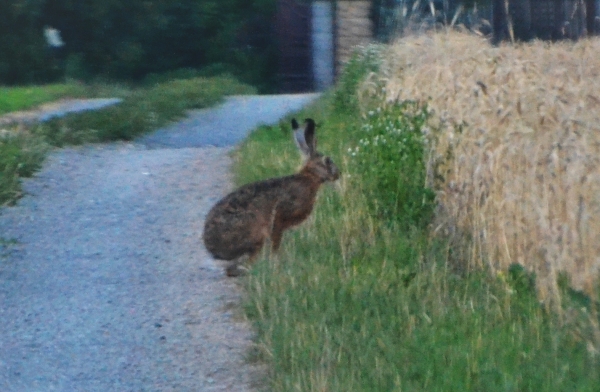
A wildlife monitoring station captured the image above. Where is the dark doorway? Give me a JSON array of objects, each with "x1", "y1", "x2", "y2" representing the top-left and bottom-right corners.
[{"x1": 275, "y1": 0, "x2": 313, "y2": 92}]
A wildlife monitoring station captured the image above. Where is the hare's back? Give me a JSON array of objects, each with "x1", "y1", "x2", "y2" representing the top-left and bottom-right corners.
[
  {"x1": 203, "y1": 203, "x2": 271, "y2": 259},
  {"x1": 203, "y1": 178, "x2": 287, "y2": 260}
]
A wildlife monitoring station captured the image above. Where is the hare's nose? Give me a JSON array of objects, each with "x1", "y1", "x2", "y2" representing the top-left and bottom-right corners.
[{"x1": 330, "y1": 165, "x2": 340, "y2": 181}]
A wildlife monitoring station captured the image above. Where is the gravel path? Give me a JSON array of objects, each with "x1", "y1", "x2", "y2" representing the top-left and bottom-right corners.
[
  {"x1": 140, "y1": 94, "x2": 319, "y2": 148},
  {"x1": 0, "y1": 94, "x2": 318, "y2": 391}
]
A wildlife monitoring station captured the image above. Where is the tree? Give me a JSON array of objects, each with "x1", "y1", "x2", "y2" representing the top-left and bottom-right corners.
[
  {"x1": 1, "y1": 0, "x2": 278, "y2": 87},
  {"x1": 0, "y1": 1, "x2": 50, "y2": 84}
]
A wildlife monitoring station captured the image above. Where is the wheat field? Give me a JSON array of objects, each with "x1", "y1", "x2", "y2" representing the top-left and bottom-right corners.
[{"x1": 373, "y1": 31, "x2": 600, "y2": 302}]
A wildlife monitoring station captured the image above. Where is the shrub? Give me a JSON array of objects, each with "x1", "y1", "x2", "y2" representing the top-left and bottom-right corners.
[
  {"x1": 348, "y1": 102, "x2": 435, "y2": 228},
  {"x1": 332, "y1": 45, "x2": 385, "y2": 114}
]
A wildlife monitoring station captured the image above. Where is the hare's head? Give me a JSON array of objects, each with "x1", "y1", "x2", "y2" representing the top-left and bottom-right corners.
[{"x1": 292, "y1": 118, "x2": 340, "y2": 183}]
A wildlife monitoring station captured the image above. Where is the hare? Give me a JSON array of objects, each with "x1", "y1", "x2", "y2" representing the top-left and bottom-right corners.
[{"x1": 203, "y1": 118, "x2": 340, "y2": 276}]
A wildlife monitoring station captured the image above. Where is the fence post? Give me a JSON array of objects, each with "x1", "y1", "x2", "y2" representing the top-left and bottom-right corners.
[
  {"x1": 585, "y1": 0, "x2": 596, "y2": 34},
  {"x1": 492, "y1": 0, "x2": 509, "y2": 43}
]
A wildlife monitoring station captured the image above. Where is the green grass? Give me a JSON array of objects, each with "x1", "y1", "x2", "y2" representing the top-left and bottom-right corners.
[
  {"x1": 0, "y1": 237, "x2": 18, "y2": 258},
  {"x1": 0, "y1": 75, "x2": 254, "y2": 206},
  {"x1": 38, "y1": 76, "x2": 255, "y2": 146},
  {"x1": 0, "y1": 130, "x2": 48, "y2": 204},
  {"x1": 232, "y1": 53, "x2": 600, "y2": 391},
  {"x1": 0, "y1": 83, "x2": 93, "y2": 115}
]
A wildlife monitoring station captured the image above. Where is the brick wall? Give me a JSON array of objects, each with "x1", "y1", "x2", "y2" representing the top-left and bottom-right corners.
[{"x1": 336, "y1": 1, "x2": 373, "y2": 72}]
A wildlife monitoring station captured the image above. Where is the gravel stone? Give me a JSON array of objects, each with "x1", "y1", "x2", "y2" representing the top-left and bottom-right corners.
[{"x1": 0, "y1": 93, "x2": 319, "y2": 391}]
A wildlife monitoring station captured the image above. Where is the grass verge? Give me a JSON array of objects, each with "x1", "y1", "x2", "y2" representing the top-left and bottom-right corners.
[
  {"x1": 0, "y1": 82, "x2": 122, "y2": 115},
  {"x1": 233, "y1": 48, "x2": 600, "y2": 391},
  {"x1": 37, "y1": 76, "x2": 255, "y2": 146},
  {"x1": 0, "y1": 75, "x2": 254, "y2": 206}
]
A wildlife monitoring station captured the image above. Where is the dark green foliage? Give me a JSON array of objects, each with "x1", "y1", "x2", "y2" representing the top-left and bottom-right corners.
[
  {"x1": 507, "y1": 263, "x2": 536, "y2": 296},
  {"x1": 557, "y1": 272, "x2": 599, "y2": 311},
  {"x1": 372, "y1": 0, "x2": 493, "y2": 42},
  {"x1": 0, "y1": 1, "x2": 52, "y2": 84},
  {"x1": 1, "y1": 0, "x2": 278, "y2": 90}
]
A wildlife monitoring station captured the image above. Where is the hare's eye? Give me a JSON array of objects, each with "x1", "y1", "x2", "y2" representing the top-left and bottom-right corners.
[{"x1": 324, "y1": 157, "x2": 332, "y2": 166}]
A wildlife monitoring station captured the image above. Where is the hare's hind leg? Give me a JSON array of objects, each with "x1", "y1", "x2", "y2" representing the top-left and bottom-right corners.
[
  {"x1": 271, "y1": 230, "x2": 283, "y2": 252},
  {"x1": 224, "y1": 225, "x2": 269, "y2": 277},
  {"x1": 225, "y1": 262, "x2": 246, "y2": 277},
  {"x1": 271, "y1": 212, "x2": 304, "y2": 252},
  {"x1": 224, "y1": 246, "x2": 263, "y2": 277}
]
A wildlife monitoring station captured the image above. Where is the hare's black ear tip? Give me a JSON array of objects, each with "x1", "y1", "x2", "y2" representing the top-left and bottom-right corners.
[
  {"x1": 291, "y1": 118, "x2": 299, "y2": 129},
  {"x1": 304, "y1": 118, "x2": 316, "y2": 128}
]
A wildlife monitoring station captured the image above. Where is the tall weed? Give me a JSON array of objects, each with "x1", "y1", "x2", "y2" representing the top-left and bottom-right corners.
[
  {"x1": 0, "y1": 132, "x2": 47, "y2": 204},
  {"x1": 348, "y1": 102, "x2": 435, "y2": 228}
]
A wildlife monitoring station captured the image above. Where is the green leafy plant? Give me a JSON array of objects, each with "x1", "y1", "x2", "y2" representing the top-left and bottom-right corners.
[
  {"x1": 0, "y1": 133, "x2": 47, "y2": 204},
  {"x1": 332, "y1": 45, "x2": 385, "y2": 114},
  {"x1": 348, "y1": 102, "x2": 435, "y2": 228}
]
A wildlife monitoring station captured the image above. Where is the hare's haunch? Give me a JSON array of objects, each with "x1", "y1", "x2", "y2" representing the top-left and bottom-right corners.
[{"x1": 202, "y1": 118, "x2": 339, "y2": 276}]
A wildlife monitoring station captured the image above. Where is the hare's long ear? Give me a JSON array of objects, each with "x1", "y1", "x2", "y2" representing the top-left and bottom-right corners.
[
  {"x1": 292, "y1": 118, "x2": 311, "y2": 157},
  {"x1": 304, "y1": 118, "x2": 317, "y2": 156}
]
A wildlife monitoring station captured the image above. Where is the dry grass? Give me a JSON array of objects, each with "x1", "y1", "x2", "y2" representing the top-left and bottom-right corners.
[{"x1": 374, "y1": 31, "x2": 600, "y2": 302}]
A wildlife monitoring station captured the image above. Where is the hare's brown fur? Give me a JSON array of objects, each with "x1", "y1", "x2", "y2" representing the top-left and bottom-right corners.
[{"x1": 202, "y1": 118, "x2": 339, "y2": 276}]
